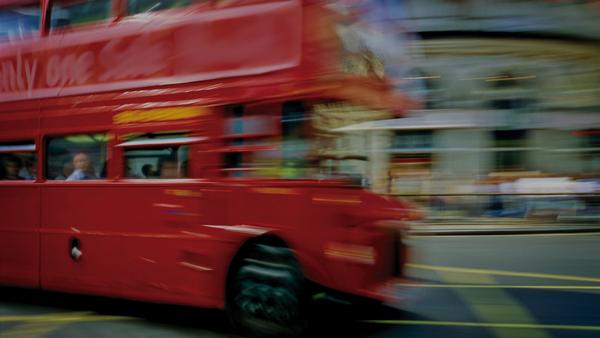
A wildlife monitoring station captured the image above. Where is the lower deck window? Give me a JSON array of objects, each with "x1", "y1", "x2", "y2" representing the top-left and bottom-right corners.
[
  {"x1": 0, "y1": 142, "x2": 37, "y2": 180},
  {"x1": 122, "y1": 135, "x2": 191, "y2": 179},
  {"x1": 47, "y1": 134, "x2": 107, "y2": 180}
]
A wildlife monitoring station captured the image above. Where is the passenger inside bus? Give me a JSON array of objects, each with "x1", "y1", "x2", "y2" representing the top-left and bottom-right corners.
[
  {"x1": 55, "y1": 161, "x2": 74, "y2": 180},
  {"x1": 159, "y1": 158, "x2": 180, "y2": 179},
  {"x1": 47, "y1": 134, "x2": 106, "y2": 180},
  {"x1": 66, "y1": 152, "x2": 97, "y2": 180},
  {"x1": 1, "y1": 155, "x2": 24, "y2": 180},
  {"x1": 18, "y1": 158, "x2": 37, "y2": 180},
  {"x1": 141, "y1": 164, "x2": 155, "y2": 178},
  {"x1": 123, "y1": 139, "x2": 188, "y2": 179}
]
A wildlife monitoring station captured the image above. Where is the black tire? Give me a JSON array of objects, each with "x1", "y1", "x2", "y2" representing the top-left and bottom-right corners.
[{"x1": 227, "y1": 243, "x2": 307, "y2": 338}]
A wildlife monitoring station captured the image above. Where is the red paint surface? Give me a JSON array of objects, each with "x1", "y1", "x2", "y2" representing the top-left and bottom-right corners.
[{"x1": 0, "y1": 1, "x2": 302, "y2": 102}]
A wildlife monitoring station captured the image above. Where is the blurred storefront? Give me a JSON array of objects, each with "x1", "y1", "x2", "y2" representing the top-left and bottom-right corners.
[{"x1": 331, "y1": 0, "x2": 600, "y2": 221}]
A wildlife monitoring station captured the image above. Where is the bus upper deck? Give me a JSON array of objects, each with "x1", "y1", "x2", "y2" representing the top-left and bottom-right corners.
[{"x1": 0, "y1": 0, "x2": 404, "y2": 111}]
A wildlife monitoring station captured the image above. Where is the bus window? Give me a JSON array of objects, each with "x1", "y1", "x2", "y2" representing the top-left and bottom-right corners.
[
  {"x1": 221, "y1": 105, "x2": 279, "y2": 178},
  {"x1": 47, "y1": 134, "x2": 108, "y2": 180},
  {"x1": 281, "y1": 101, "x2": 309, "y2": 178},
  {"x1": 50, "y1": 0, "x2": 111, "y2": 30},
  {"x1": 0, "y1": 5, "x2": 40, "y2": 43},
  {"x1": 0, "y1": 141, "x2": 37, "y2": 180},
  {"x1": 120, "y1": 133, "x2": 190, "y2": 179},
  {"x1": 127, "y1": 0, "x2": 197, "y2": 15}
]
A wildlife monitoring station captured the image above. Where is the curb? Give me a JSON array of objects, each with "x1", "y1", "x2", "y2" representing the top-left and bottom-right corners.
[{"x1": 408, "y1": 226, "x2": 600, "y2": 236}]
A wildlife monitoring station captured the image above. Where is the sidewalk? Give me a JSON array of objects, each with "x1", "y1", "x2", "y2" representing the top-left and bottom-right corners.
[{"x1": 408, "y1": 221, "x2": 600, "y2": 236}]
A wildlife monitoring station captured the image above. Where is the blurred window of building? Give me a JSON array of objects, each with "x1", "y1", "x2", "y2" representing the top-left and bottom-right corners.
[
  {"x1": 487, "y1": 72, "x2": 537, "y2": 111},
  {"x1": 389, "y1": 130, "x2": 433, "y2": 194},
  {"x1": 47, "y1": 134, "x2": 108, "y2": 180},
  {"x1": 577, "y1": 130, "x2": 600, "y2": 172},
  {"x1": 0, "y1": 4, "x2": 40, "y2": 43},
  {"x1": 582, "y1": 131, "x2": 600, "y2": 148},
  {"x1": 50, "y1": 0, "x2": 111, "y2": 30},
  {"x1": 0, "y1": 141, "x2": 37, "y2": 180},
  {"x1": 121, "y1": 132, "x2": 190, "y2": 179},
  {"x1": 405, "y1": 70, "x2": 443, "y2": 110},
  {"x1": 392, "y1": 130, "x2": 433, "y2": 150},
  {"x1": 493, "y1": 129, "x2": 527, "y2": 171}
]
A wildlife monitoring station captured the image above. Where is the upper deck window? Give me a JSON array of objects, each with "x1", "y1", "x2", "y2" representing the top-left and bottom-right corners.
[
  {"x1": 50, "y1": 0, "x2": 111, "y2": 30},
  {"x1": 0, "y1": 5, "x2": 40, "y2": 43},
  {"x1": 127, "y1": 0, "x2": 195, "y2": 15}
]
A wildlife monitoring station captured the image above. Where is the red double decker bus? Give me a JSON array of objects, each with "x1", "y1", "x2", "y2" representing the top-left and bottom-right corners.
[{"x1": 0, "y1": 0, "x2": 417, "y2": 335}]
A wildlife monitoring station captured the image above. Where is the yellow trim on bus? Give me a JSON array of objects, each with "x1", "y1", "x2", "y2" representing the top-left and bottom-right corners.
[{"x1": 113, "y1": 107, "x2": 206, "y2": 125}]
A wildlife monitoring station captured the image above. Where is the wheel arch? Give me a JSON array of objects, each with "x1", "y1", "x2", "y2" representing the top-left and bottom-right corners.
[
  {"x1": 224, "y1": 233, "x2": 295, "y2": 303},
  {"x1": 224, "y1": 231, "x2": 334, "y2": 305}
]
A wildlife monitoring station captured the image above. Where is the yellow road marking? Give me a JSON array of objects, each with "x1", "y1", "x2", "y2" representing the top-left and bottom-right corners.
[
  {"x1": 1, "y1": 321, "x2": 69, "y2": 338},
  {"x1": 409, "y1": 231, "x2": 600, "y2": 238},
  {"x1": 363, "y1": 320, "x2": 600, "y2": 331},
  {"x1": 407, "y1": 263, "x2": 600, "y2": 283},
  {"x1": 0, "y1": 312, "x2": 134, "y2": 323},
  {"x1": 398, "y1": 283, "x2": 600, "y2": 290},
  {"x1": 440, "y1": 271, "x2": 550, "y2": 338},
  {"x1": 0, "y1": 312, "x2": 134, "y2": 338}
]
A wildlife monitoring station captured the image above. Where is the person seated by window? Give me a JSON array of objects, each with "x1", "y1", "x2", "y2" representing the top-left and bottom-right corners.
[
  {"x1": 141, "y1": 163, "x2": 155, "y2": 178},
  {"x1": 125, "y1": 164, "x2": 143, "y2": 178},
  {"x1": 55, "y1": 161, "x2": 74, "y2": 180},
  {"x1": 67, "y1": 152, "x2": 97, "y2": 181},
  {"x1": 1, "y1": 155, "x2": 24, "y2": 180},
  {"x1": 18, "y1": 158, "x2": 36, "y2": 180},
  {"x1": 159, "y1": 158, "x2": 180, "y2": 179}
]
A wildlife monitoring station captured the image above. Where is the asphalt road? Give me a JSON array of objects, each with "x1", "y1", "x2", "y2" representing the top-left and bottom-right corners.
[{"x1": 1, "y1": 232, "x2": 600, "y2": 338}]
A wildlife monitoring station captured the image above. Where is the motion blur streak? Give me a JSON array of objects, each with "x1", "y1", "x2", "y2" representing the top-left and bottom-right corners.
[
  {"x1": 362, "y1": 320, "x2": 600, "y2": 332},
  {"x1": 397, "y1": 283, "x2": 600, "y2": 290},
  {"x1": 407, "y1": 263, "x2": 600, "y2": 283}
]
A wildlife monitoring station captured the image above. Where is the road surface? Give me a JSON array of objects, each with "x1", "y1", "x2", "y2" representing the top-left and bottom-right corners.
[{"x1": 2, "y1": 232, "x2": 599, "y2": 338}]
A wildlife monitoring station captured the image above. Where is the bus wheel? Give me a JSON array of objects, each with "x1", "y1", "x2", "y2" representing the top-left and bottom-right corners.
[{"x1": 227, "y1": 243, "x2": 307, "y2": 338}]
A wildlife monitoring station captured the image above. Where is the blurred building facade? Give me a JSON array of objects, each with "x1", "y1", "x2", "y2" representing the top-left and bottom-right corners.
[{"x1": 333, "y1": 0, "x2": 600, "y2": 218}]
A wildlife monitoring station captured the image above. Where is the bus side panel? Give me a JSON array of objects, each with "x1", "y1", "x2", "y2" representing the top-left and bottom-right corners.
[
  {"x1": 102, "y1": 183, "x2": 220, "y2": 306},
  {"x1": 40, "y1": 183, "x2": 223, "y2": 307},
  {"x1": 0, "y1": 184, "x2": 40, "y2": 288},
  {"x1": 40, "y1": 185, "x2": 128, "y2": 295}
]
